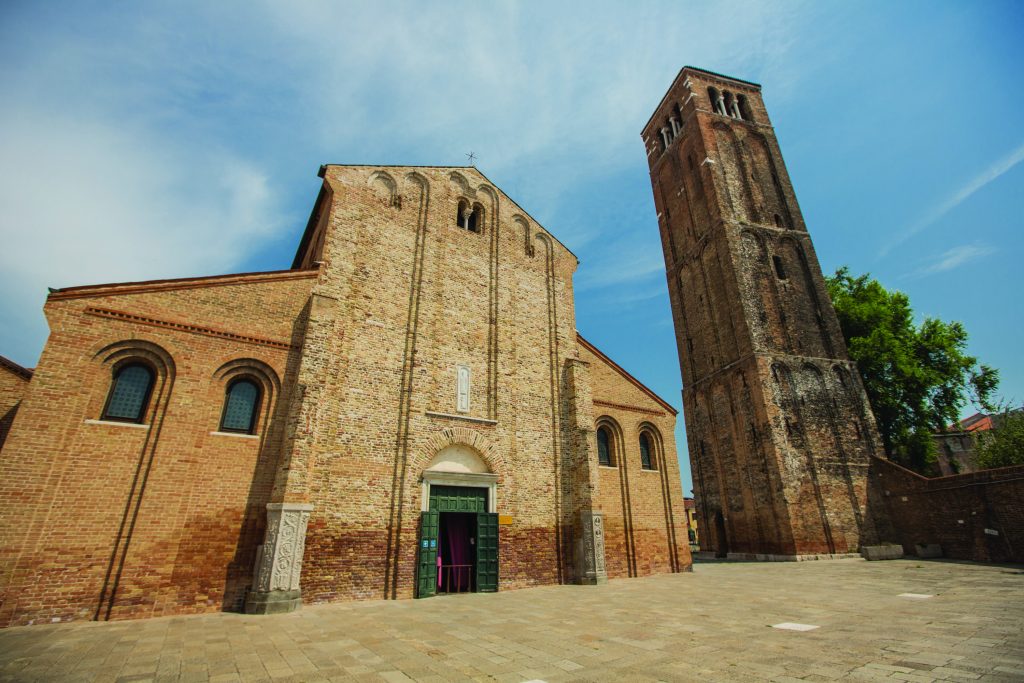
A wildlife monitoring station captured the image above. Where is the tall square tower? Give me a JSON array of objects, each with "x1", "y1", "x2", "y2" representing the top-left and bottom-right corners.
[{"x1": 643, "y1": 67, "x2": 880, "y2": 557}]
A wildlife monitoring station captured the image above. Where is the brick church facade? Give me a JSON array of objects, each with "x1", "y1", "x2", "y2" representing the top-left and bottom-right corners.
[{"x1": 0, "y1": 164, "x2": 690, "y2": 626}]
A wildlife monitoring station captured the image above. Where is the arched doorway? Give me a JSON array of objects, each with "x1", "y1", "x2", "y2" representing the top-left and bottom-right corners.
[{"x1": 416, "y1": 444, "x2": 499, "y2": 598}]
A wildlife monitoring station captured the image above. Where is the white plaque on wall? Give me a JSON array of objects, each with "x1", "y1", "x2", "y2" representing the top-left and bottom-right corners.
[{"x1": 456, "y1": 364, "x2": 470, "y2": 413}]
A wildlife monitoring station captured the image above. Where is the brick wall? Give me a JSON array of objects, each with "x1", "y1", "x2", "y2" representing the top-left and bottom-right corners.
[
  {"x1": 0, "y1": 357, "x2": 31, "y2": 451},
  {"x1": 870, "y1": 456, "x2": 1024, "y2": 564},
  {"x1": 644, "y1": 67, "x2": 875, "y2": 558},
  {"x1": 0, "y1": 270, "x2": 315, "y2": 626},
  {"x1": 578, "y1": 337, "x2": 691, "y2": 578},
  {"x1": 1, "y1": 163, "x2": 695, "y2": 627},
  {"x1": 280, "y1": 166, "x2": 585, "y2": 602}
]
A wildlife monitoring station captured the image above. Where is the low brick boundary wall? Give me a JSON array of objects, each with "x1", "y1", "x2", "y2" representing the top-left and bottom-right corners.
[{"x1": 869, "y1": 456, "x2": 1024, "y2": 563}]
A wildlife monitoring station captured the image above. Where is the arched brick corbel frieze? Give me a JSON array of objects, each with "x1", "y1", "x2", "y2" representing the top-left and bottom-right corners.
[
  {"x1": 448, "y1": 171, "x2": 474, "y2": 199},
  {"x1": 367, "y1": 170, "x2": 401, "y2": 209}
]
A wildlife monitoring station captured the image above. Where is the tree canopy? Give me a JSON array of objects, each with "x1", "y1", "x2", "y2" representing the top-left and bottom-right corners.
[
  {"x1": 825, "y1": 267, "x2": 998, "y2": 473},
  {"x1": 976, "y1": 408, "x2": 1024, "y2": 469}
]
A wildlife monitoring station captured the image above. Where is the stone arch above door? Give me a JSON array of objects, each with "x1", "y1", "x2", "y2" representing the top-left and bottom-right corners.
[
  {"x1": 419, "y1": 430, "x2": 501, "y2": 513},
  {"x1": 426, "y1": 444, "x2": 491, "y2": 475},
  {"x1": 418, "y1": 426, "x2": 505, "y2": 478}
]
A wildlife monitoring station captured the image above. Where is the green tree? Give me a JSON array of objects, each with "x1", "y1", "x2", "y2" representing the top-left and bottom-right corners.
[
  {"x1": 976, "y1": 408, "x2": 1024, "y2": 469},
  {"x1": 825, "y1": 267, "x2": 999, "y2": 473}
]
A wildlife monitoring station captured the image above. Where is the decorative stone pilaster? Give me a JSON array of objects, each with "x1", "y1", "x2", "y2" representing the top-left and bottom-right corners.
[
  {"x1": 245, "y1": 502, "x2": 313, "y2": 614},
  {"x1": 576, "y1": 510, "x2": 608, "y2": 585}
]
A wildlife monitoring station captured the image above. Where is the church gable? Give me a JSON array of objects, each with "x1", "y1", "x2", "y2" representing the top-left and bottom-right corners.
[
  {"x1": 294, "y1": 164, "x2": 578, "y2": 275},
  {"x1": 45, "y1": 269, "x2": 317, "y2": 349},
  {"x1": 578, "y1": 334, "x2": 678, "y2": 419}
]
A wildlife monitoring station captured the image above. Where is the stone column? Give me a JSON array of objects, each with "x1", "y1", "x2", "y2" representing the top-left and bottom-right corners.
[
  {"x1": 576, "y1": 510, "x2": 608, "y2": 585},
  {"x1": 715, "y1": 94, "x2": 727, "y2": 116},
  {"x1": 246, "y1": 503, "x2": 314, "y2": 614}
]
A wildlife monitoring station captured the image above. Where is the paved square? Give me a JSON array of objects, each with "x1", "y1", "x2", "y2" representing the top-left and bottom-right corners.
[{"x1": 1, "y1": 558, "x2": 1022, "y2": 682}]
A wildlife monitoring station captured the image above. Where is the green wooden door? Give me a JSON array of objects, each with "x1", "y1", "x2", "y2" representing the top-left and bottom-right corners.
[
  {"x1": 430, "y1": 485, "x2": 486, "y2": 513},
  {"x1": 416, "y1": 510, "x2": 439, "y2": 598},
  {"x1": 476, "y1": 512, "x2": 499, "y2": 592}
]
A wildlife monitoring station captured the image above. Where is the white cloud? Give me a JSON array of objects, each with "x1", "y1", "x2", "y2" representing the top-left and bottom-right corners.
[
  {"x1": 0, "y1": 108, "x2": 285, "y2": 366},
  {"x1": 0, "y1": 0, "x2": 824, "y2": 365},
  {"x1": 882, "y1": 142, "x2": 1024, "y2": 257},
  {"x1": 903, "y1": 243, "x2": 995, "y2": 280}
]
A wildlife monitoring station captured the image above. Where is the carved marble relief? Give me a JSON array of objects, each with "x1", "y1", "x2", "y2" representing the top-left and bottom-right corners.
[
  {"x1": 254, "y1": 502, "x2": 313, "y2": 593},
  {"x1": 577, "y1": 510, "x2": 608, "y2": 583}
]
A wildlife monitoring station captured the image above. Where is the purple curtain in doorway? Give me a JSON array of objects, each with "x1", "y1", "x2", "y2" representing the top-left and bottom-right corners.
[
  {"x1": 438, "y1": 514, "x2": 473, "y2": 591},
  {"x1": 447, "y1": 514, "x2": 472, "y2": 567}
]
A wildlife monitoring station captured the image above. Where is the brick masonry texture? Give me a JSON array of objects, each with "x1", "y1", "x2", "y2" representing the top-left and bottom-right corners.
[
  {"x1": 869, "y1": 456, "x2": 1024, "y2": 563},
  {"x1": 0, "y1": 164, "x2": 690, "y2": 627},
  {"x1": 643, "y1": 67, "x2": 882, "y2": 557},
  {"x1": 0, "y1": 356, "x2": 31, "y2": 451},
  {"x1": 0, "y1": 271, "x2": 316, "y2": 626},
  {"x1": 579, "y1": 337, "x2": 690, "y2": 578}
]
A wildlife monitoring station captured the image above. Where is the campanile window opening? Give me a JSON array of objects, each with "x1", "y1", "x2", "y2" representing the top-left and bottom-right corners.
[
  {"x1": 708, "y1": 87, "x2": 726, "y2": 116},
  {"x1": 772, "y1": 255, "x2": 788, "y2": 280},
  {"x1": 456, "y1": 200, "x2": 481, "y2": 233}
]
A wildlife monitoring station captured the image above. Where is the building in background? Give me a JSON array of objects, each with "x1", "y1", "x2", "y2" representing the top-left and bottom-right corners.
[{"x1": 683, "y1": 497, "x2": 699, "y2": 548}]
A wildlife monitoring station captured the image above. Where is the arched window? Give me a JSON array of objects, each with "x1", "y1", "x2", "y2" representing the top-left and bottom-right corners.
[
  {"x1": 220, "y1": 378, "x2": 261, "y2": 433},
  {"x1": 772, "y1": 254, "x2": 788, "y2": 280},
  {"x1": 597, "y1": 426, "x2": 613, "y2": 466},
  {"x1": 724, "y1": 91, "x2": 737, "y2": 118},
  {"x1": 102, "y1": 363, "x2": 154, "y2": 423},
  {"x1": 737, "y1": 94, "x2": 753, "y2": 121},
  {"x1": 456, "y1": 200, "x2": 481, "y2": 232},
  {"x1": 639, "y1": 432, "x2": 655, "y2": 470},
  {"x1": 469, "y1": 202, "x2": 483, "y2": 233},
  {"x1": 708, "y1": 87, "x2": 725, "y2": 115}
]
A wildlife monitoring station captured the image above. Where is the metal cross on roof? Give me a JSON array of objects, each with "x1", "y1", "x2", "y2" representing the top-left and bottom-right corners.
[{"x1": 466, "y1": 151, "x2": 477, "y2": 165}]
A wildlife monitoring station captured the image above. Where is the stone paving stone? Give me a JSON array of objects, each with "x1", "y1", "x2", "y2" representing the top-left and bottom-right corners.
[{"x1": 1, "y1": 560, "x2": 1023, "y2": 682}]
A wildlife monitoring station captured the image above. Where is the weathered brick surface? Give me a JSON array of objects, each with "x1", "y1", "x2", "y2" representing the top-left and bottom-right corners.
[
  {"x1": 578, "y1": 338, "x2": 690, "y2": 578},
  {"x1": 0, "y1": 164, "x2": 689, "y2": 626},
  {"x1": 0, "y1": 271, "x2": 315, "y2": 626},
  {"x1": 870, "y1": 457, "x2": 1024, "y2": 563},
  {"x1": 643, "y1": 67, "x2": 879, "y2": 557},
  {"x1": 0, "y1": 356, "x2": 31, "y2": 451},
  {"x1": 284, "y1": 166, "x2": 688, "y2": 604}
]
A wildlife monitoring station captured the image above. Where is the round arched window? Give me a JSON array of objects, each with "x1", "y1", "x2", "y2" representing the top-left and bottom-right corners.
[
  {"x1": 220, "y1": 379, "x2": 261, "y2": 434},
  {"x1": 597, "y1": 426, "x2": 613, "y2": 466},
  {"x1": 639, "y1": 433, "x2": 655, "y2": 470},
  {"x1": 102, "y1": 363, "x2": 154, "y2": 423}
]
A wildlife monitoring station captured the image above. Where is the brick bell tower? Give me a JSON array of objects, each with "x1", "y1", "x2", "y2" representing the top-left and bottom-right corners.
[{"x1": 642, "y1": 67, "x2": 882, "y2": 558}]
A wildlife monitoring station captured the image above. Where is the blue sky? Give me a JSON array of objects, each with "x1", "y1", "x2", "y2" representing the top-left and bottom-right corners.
[{"x1": 2, "y1": 1, "x2": 1021, "y2": 494}]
